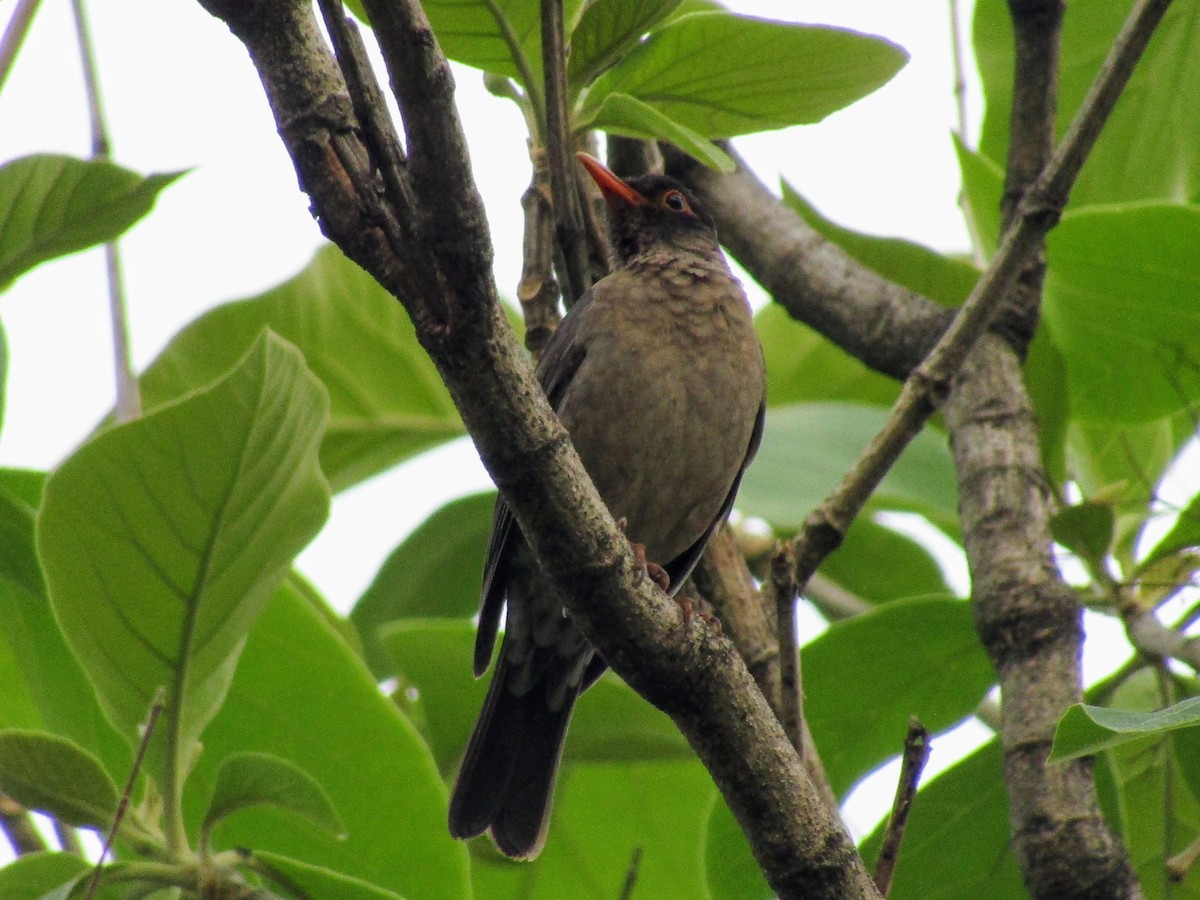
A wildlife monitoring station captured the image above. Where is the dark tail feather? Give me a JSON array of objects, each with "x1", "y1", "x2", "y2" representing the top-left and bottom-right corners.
[{"x1": 448, "y1": 656, "x2": 579, "y2": 859}]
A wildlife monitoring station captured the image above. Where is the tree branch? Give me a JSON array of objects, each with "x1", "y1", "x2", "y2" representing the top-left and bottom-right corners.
[{"x1": 198, "y1": 0, "x2": 875, "y2": 894}]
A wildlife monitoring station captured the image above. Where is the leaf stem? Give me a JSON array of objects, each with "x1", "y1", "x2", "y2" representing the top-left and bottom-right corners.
[
  {"x1": 70, "y1": 0, "x2": 141, "y2": 423},
  {"x1": 482, "y1": 0, "x2": 544, "y2": 137},
  {"x1": 0, "y1": 0, "x2": 42, "y2": 94}
]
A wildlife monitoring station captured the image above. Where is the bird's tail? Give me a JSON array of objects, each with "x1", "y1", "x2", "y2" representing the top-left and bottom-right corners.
[{"x1": 448, "y1": 655, "x2": 580, "y2": 859}]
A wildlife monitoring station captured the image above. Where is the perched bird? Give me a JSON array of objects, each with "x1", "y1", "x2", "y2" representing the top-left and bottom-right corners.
[{"x1": 447, "y1": 153, "x2": 766, "y2": 859}]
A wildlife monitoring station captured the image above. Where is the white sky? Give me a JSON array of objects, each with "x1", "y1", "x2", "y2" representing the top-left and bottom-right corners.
[{"x1": 0, "y1": 0, "x2": 1007, "y2": 844}]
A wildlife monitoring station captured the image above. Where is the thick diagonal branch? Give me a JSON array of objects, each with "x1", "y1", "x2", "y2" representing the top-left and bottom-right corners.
[{"x1": 198, "y1": 0, "x2": 875, "y2": 895}]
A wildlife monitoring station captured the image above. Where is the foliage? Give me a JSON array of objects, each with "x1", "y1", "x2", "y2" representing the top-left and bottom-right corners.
[{"x1": 1, "y1": 0, "x2": 1200, "y2": 897}]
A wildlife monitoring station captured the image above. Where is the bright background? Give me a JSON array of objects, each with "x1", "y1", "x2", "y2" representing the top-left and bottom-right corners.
[{"x1": 0, "y1": 0, "x2": 1007, "y2": 842}]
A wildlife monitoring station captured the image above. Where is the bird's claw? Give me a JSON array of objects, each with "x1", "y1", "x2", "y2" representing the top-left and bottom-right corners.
[
  {"x1": 674, "y1": 594, "x2": 720, "y2": 634},
  {"x1": 632, "y1": 541, "x2": 671, "y2": 592}
]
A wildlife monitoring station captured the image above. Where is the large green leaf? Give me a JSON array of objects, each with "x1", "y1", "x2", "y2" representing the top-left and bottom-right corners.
[
  {"x1": 0, "y1": 155, "x2": 183, "y2": 291},
  {"x1": 470, "y1": 759, "x2": 715, "y2": 900},
  {"x1": 1043, "y1": 204, "x2": 1200, "y2": 423},
  {"x1": 379, "y1": 619, "x2": 689, "y2": 773},
  {"x1": 567, "y1": 0, "x2": 683, "y2": 88},
  {"x1": 0, "y1": 470, "x2": 131, "y2": 781},
  {"x1": 804, "y1": 598, "x2": 993, "y2": 796},
  {"x1": 411, "y1": 0, "x2": 585, "y2": 88},
  {"x1": 820, "y1": 517, "x2": 955, "y2": 605},
  {"x1": 39, "y1": 332, "x2": 330, "y2": 793},
  {"x1": 351, "y1": 491, "x2": 496, "y2": 678},
  {"x1": 138, "y1": 244, "x2": 463, "y2": 492},
  {"x1": 187, "y1": 582, "x2": 469, "y2": 899},
  {"x1": 703, "y1": 796, "x2": 771, "y2": 900},
  {"x1": 781, "y1": 181, "x2": 979, "y2": 307},
  {"x1": 953, "y1": 137, "x2": 1004, "y2": 261},
  {"x1": 586, "y1": 12, "x2": 907, "y2": 138},
  {"x1": 755, "y1": 304, "x2": 899, "y2": 410},
  {"x1": 859, "y1": 741, "x2": 1027, "y2": 899},
  {"x1": 976, "y1": 0, "x2": 1200, "y2": 207},
  {"x1": 739, "y1": 402, "x2": 959, "y2": 534}
]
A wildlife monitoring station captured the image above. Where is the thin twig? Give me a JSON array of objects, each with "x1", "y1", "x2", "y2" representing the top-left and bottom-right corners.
[
  {"x1": 948, "y1": 0, "x2": 969, "y2": 143},
  {"x1": 87, "y1": 689, "x2": 165, "y2": 900},
  {"x1": 873, "y1": 719, "x2": 931, "y2": 895},
  {"x1": 540, "y1": 0, "x2": 591, "y2": 306},
  {"x1": 617, "y1": 846, "x2": 643, "y2": 900},
  {"x1": 770, "y1": 541, "x2": 803, "y2": 755},
  {"x1": 70, "y1": 0, "x2": 141, "y2": 423},
  {"x1": 0, "y1": 791, "x2": 47, "y2": 855},
  {"x1": 0, "y1": 0, "x2": 42, "y2": 93},
  {"x1": 54, "y1": 818, "x2": 84, "y2": 855},
  {"x1": 517, "y1": 155, "x2": 562, "y2": 358},
  {"x1": 789, "y1": 0, "x2": 1176, "y2": 597}
]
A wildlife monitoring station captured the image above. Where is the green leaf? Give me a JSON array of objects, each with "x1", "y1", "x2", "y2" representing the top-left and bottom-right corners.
[
  {"x1": 252, "y1": 851, "x2": 405, "y2": 900},
  {"x1": 139, "y1": 244, "x2": 462, "y2": 492},
  {"x1": 470, "y1": 759, "x2": 714, "y2": 899},
  {"x1": 820, "y1": 517, "x2": 954, "y2": 605},
  {"x1": 581, "y1": 92, "x2": 734, "y2": 171},
  {"x1": 0, "y1": 853, "x2": 91, "y2": 900},
  {"x1": 415, "y1": 0, "x2": 586, "y2": 88},
  {"x1": 351, "y1": 492, "x2": 496, "y2": 678},
  {"x1": 201, "y1": 751, "x2": 345, "y2": 848},
  {"x1": 1052, "y1": 696, "x2": 1200, "y2": 762},
  {"x1": 703, "y1": 796, "x2": 771, "y2": 900},
  {"x1": 976, "y1": 0, "x2": 1200, "y2": 206},
  {"x1": 755, "y1": 304, "x2": 899, "y2": 409},
  {"x1": 0, "y1": 475, "x2": 44, "y2": 601},
  {"x1": 0, "y1": 730, "x2": 118, "y2": 829},
  {"x1": 0, "y1": 155, "x2": 183, "y2": 292},
  {"x1": 567, "y1": 0, "x2": 683, "y2": 88},
  {"x1": 804, "y1": 598, "x2": 994, "y2": 796},
  {"x1": 1100, "y1": 672, "x2": 1200, "y2": 895},
  {"x1": 953, "y1": 136, "x2": 1004, "y2": 261},
  {"x1": 39, "y1": 332, "x2": 330, "y2": 791},
  {"x1": 1044, "y1": 204, "x2": 1200, "y2": 423},
  {"x1": 379, "y1": 619, "x2": 689, "y2": 773},
  {"x1": 1023, "y1": 327, "x2": 1071, "y2": 485},
  {"x1": 586, "y1": 12, "x2": 907, "y2": 137},
  {"x1": 739, "y1": 402, "x2": 959, "y2": 534},
  {"x1": 781, "y1": 181, "x2": 979, "y2": 306},
  {"x1": 1141, "y1": 490, "x2": 1200, "y2": 570},
  {"x1": 186, "y1": 582, "x2": 469, "y2": 899},
  {"x1": 859, "y1": 740, "x2": 1027, "y2": 899},
  {"x1": 1050, "y1": 501, "x2": 1115, "y2": 565}
]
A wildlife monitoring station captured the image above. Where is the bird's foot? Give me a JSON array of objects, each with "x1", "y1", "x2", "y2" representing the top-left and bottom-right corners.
[
  {"x1": 631, "y1": 541, "x2": 671, "y2": 592},
  {"x1": 674, "y1": 594, "x2": 720, "y2": 633}
]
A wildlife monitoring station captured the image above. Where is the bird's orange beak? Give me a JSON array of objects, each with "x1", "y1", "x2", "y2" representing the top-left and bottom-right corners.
[{"x1": 576, "y1": 152, "x2": 647, "y2": 207}]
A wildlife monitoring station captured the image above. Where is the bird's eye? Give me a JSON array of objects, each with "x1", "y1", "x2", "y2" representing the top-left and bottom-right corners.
[{"x1": 663, "y1": 190, "x2": 689, "y2": 212}]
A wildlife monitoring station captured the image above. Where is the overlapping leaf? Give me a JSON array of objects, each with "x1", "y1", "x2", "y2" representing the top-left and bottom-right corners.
[
  {"x1": 139, "y1": 245, "x2": 463, "y2": 492},
  {"x1": 39, "y1": 332, "x2": 330, "y2": 790}
]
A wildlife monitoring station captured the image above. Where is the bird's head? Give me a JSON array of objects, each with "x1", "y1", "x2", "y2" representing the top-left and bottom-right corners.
[{"x1": 577, "y1": 153, "x2": 718, "y2": 266}]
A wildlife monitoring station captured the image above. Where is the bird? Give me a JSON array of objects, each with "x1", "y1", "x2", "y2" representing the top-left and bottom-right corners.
[{"x1": 447, "y1": 152, "x2": 766, "y2": 860}]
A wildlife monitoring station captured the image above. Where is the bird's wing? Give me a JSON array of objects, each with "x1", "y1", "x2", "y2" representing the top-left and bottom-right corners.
[
  {"x1": 663, "y1": 396, "x2": 766, "y2": 592},
  {"x1": 473, "y1": 290, "x2": 595, "y2": 676}
]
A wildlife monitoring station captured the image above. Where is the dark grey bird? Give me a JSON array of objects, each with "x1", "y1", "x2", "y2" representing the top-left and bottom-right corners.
[{"x1": 447, "y1": 153, "x2": 766, "y2": 859}]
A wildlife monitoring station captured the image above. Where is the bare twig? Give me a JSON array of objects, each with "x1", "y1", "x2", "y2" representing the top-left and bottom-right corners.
[
  {"x1": 0, "y1": 0, "x2": 42, "y2": 93},
  {"x1": 87, "y1": 689, "x2": 165, "y2": 899},
  {"x1": 70, "y1": 0, "x2": 141, "y2": 423},
  {"x1": 770, "y1": 541, "x2": 803, "y2": 755},
  {"x1": 0, "y1": 791, "x2": 46, "y2": 856},
  {"x1": 517, "y1": 158, "x2": 562, "y2": 358},
  {"x1": 540, "y1": 0, "x2": 591, "y2": 306},
  {"x1": 872, "y1": 719, "x2": 931, "y2": 895},
  {"x1": 948, "y1": 0, "x2": 969, "y2": 143},
  {"x1": 787, "y1": 0, "x2": 1176, "y2": 599}
]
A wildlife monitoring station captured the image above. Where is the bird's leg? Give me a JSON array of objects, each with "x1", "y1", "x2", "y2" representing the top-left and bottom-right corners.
[{"x1": 674, "y1": 593, "x2": 721, "y2": 633}]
